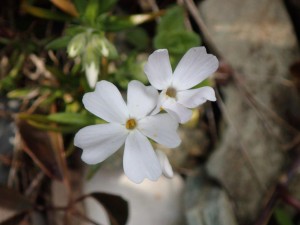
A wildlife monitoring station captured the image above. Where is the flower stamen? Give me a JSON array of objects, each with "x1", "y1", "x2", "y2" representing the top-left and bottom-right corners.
[
  {"x1": 126, "y1": 118, "x2": 137, "y2": 130},
  {"x1": 166, "y1": 87, "x2": 177, "y2": 98}
]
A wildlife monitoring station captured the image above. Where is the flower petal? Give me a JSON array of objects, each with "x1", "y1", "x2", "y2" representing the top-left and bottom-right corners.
[
  {"x1": 162, "y1": 98, "x2": 193, "y2": 124},
  {"x1": 85, "y1": 62, "x2": 98, "y2": 88},
  {"x1": 149, "y1": 90, "x2": 166, "y2": 116},
  {"x1": 156, "y1": 150, "x2": 173, "y2": 178},
  {"x1": 138, "y1": 113, "x2": 181, "y2": 148},
  {"x1": 83, "y1": 81, "x2": 129, "y2": 124},
  {"x1": 123, "y1": 130, "x2": 162, "y2": 183},
  {"x1": 144, "y1": 49, "x2": 173, "y2": 90},
  {"x1": 172, "y1": 47, "x2": 219, "y2": 90},
  {"x1": 74, "y1": 123, "x2": 128, "y2": 164},
  {"x1": 127, "y1": 80, "x2": 159, "y2": 119},
  {"x1": 177, "y1": 86, "x2": 216, "y2": 108}
]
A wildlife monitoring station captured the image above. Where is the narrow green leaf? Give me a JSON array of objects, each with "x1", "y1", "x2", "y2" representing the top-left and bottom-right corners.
[
  {"x1": 98, "y1": 0, "x2": 118, "y2": 14},
  {"x1": 84, "y1": 0, "x2": 99, "y2": 24},
  {"x1": 8, "y1": 54, "x2": 26, "y2": 78},
  {"x1": 27, "y1": 120, "x2": 82, "y2": 133},
  {"x1": 125, "y1": 28, "x2": 149, "y2": 50},
  {"x1": 18, "y1": 113, "x2": 51, "y2": 123},
  {"x1": 73, "y1": 0, "x2": 87, "y2": 15},
  {"x1": 21, "y1": 3, "x2": 73, "y2": 21},
  {"x1": 47, "y1": 112, "x2": 97, "y2": 126},
  {"x1": 18, "y1": 120, "x2": 66, "y2": 181},
  {"x1": 7, "y1": 88, "x2": 37, "y2": 99},
  {"x1": 46, "y1": 36, "x2": 72, "y2": 50}
]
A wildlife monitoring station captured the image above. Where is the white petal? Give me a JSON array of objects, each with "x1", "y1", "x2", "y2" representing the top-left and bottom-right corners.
[
  {"x1": 156, "y1": 150, "x2": 173, "y2": 178},
  {"x1": 127, "y1": 80, "x2": 159, "y2": 119},
  {"x1": 123, "y1": 130, "x2": 162, "y2": 183},
  {"x1": 150, "y1": 90, "x2": 166, "y2": 116},
  {"x1": 83, "y1": 81, "x2": 129, "y2": 124},
  {"x1": 74, "y1": 123, "x2": 128, "y2": 164},
  {"x1": 144, "y1": 49, "x2": 173, "y2": 90},
  {"x1": 85, "y1": 62, "x2": 99, "y2": 88},
  {"x1": 162, "y1": 98, "x2": 193, "y2": 124},
  {"x1": 177, "y1": 86, "x2": 216, "y2": 108},
  {"x1": 138, "y1": 114, "x2": 181, "y2": 148},
  {"x1": 172, "y1": 47, "x2": 219, "y2": 90}
]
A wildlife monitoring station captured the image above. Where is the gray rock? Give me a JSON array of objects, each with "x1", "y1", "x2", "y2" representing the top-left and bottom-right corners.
[
  {"x1": 0, "y1": 97, "x2": 19, "y2": 185},
  {"x1": 184, "y1": 169, "x2": 238, "y2": 225},
  {"x1": 199, "y1": 0, "x2": 298, "y2": 222}
]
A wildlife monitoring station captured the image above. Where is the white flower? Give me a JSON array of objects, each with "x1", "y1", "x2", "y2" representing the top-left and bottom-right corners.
[
  {"x1": 156, "y1": 150, "x2": 173, "y2": 178},
  {"x1": 84, "y1": 62, "x2": 99, "y2": 88},
  {"x1": 74, "y1": 80, "x2": 181, "y2": 183},
  {"x1": 144, "y1": 47, "x2": 219, "y2": 123}
]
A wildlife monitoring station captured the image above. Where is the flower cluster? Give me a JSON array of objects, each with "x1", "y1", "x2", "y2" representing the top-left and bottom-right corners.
[
  {"x1": 74, "y1": 47, "x2": 218, "y2": 183},
  {"x1": 67, "y1": 31, "x2": 117, "y2": 88}
]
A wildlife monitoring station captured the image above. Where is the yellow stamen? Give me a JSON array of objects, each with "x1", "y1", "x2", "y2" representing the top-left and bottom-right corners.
[
  {"x1": 126, "y1": 118, "x2": 137, "y2": 130},
  {"x1": 166, "y1": 87, "x2": 177, "y2": 98}
]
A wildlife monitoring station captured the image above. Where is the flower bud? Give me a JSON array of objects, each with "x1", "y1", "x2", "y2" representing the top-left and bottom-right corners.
[
  {"x1": 84, "y1": 61, "x2": 99, "y2": 88},
  {"x1": 67, "y1": 33, "x2": 86, "y2": 58}
]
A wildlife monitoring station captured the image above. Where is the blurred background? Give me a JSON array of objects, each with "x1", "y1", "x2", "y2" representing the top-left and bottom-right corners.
[{"x1": 0, "y1": 0, "x2": 300, "y2": 225}]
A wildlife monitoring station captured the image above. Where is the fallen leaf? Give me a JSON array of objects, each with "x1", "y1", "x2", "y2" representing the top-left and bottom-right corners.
[{"x1": 17, "y1": 120, "x2": 65, "y2": 181}]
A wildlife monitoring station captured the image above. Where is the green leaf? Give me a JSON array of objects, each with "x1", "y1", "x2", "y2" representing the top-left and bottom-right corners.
[
  {"x1": 0, "y1": 53, "x2": 25, "y2": 92},
  {"x1": 99, "y1": 0, "x2": 118, "y2": 14},
  {"x1": 65, "y1": 26, "x2": 86, "y2": 36},
  {"x1": 7, "y1": 88, "x2": 36, "y2": 98},
  {"x1": 21, "y1": 3, "x2": 73, "y2": 21},
  {"x1": 73, "y1": 0, "x2": 87, "y2": 15},
  {"x1": 84, "y1": 0, "x2": 99, "y2": 24},
  {"x1": 157, "y1": 6, "x2": 185, "y2": 33},
  {"x1": 125, "y1": 28, "x2": 149, "y2": 50},
  {"x1": 274, "y1": 208, "x2": 294, "y2": 225},
  {"x1": 18, "y1": 113, "x2": 51, "y2": 123},
  {"x1": 101, "y1": 15, "x2": 134, "y2": 32},
  {"x1": 47, "y1": 112, "x2": 98, "y2": 126},
  {"x1": 46, "y1": 36, "x2": 72, "y2": 50},
  {"x1": 27, "y1": 120, "x2": 82, "y2": 133},
  {"x1": 18, "y1": 120, "x2": 66, "y2": 181},
  {"x1": 154, "y1": 30, "x2": 200, "y2": 61},
  {"x1": 108, "y1": 52, "x2": 148, "y2": 89}
]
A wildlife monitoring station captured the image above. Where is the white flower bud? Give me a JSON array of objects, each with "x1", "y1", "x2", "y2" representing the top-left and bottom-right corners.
[
  {"x1": 67, "y1": 33, "x2": 86, "y2": 58},
  {"x1": 84, "y1": 62, "x2": 99, "y2": 88}
]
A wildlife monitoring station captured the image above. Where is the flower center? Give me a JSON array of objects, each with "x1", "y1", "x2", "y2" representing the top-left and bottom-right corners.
[
  {"x1": 166, "y1": 87, "x2": 177, "y2": 98},
  {"x1": 126, "y1": 118, "x2": 137, "y2": 130}
]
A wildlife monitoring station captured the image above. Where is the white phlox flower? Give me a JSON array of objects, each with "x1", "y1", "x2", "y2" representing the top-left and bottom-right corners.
[
  {"x1": 85, "y1": 62, "x2": 99, "y2": 88},
  {"x1": 74, "y1": 80, "x2": 181, "y2": 183},
  {"x1": 144, "y1": 47, "x2": 219, "y2": 123},
  {"x1": 156, "y1": 150, "x2": 173, "y2": 179}
]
